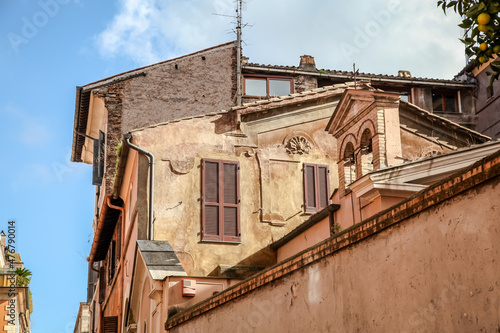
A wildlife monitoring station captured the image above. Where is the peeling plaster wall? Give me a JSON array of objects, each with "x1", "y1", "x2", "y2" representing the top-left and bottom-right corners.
[
  {"x1": 131, "y1": 109, "x2": 339, "y2": 276},
  {"x1": 169, "y1": 175, "x2": 500, "y2": 333}
]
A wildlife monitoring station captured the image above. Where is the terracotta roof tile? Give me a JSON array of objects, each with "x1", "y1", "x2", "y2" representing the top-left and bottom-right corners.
[{"x1": 244, "y1": 62, "x2": 471, "y2": 85}]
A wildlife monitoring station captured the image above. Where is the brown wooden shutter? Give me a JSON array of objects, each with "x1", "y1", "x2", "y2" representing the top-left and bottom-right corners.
[
  {"x1": 99, "y1": 266, "x2": 106, "y2": 304},
  {"x1": 318, "y1": 165, "x2": 330, "y2": 209},
  {"x1": 103, "y1": 316, "x2": 118, "y2": 333},
  {"x1": 202, "y1": 159, "x2": 240, "y2": 242},
  {"x1": 202, "y1": 160, "x2": 220, "y2": 240},
  {"x1": 222, "y1": 162, "x2": 240, "y2": 242},
  {"x1": 304, "y1": 164, "x2": 316, "y2": 213},
  {"x1": 116, "y1": 221, "x2": 121, "y2": 265},
  {"x1": 304, "y1": 164, "x2": 330, "y2": 212}
]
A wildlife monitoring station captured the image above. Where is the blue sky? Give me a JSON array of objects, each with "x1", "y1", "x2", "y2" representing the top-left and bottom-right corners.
[{"x1": 0, "y1": 0, "x2": 464, "y2": 331}]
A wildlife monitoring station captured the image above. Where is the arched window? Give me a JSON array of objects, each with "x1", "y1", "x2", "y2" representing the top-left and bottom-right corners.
[
  {"x1": 343, "y1": 142, "x2": 356, "y2": 187},
  {"x1": 360, "y1": 129, "x2": 373, "y2": 176}
]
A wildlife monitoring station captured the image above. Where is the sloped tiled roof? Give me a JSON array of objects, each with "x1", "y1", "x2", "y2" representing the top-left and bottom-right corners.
[
  {"x1": 137, "y1": 240, "x2": 187, "y2": 280},
  {"x1": 244, "y1": 62, "x2": 475, "y2": 86}
]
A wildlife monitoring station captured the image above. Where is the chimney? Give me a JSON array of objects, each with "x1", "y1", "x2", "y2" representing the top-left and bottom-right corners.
[
  {"x1": 299, "y1": 55, "x2": 316, "y2": 71},
  {"x1": 0, "y1": 231, "x2": 5, "y2": 248},
  {"x1": 398, "y1": 70, "x2": 411, "y2": 78}
]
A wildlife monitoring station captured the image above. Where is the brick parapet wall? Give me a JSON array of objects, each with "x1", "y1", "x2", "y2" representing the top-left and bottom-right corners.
[
  {"x1": 99, "y1": 82, "x2": 127, "y2": 195},
  {"x1": 166, "y1": 147, "x2": 500, "y2": 330}
]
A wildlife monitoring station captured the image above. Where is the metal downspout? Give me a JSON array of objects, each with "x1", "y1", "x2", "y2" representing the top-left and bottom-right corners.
[{"x1": 124, "y1": 133, "x2": 155, "y2": 241}]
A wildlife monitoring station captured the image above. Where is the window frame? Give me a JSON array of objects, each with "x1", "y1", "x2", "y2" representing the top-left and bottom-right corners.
[
  {"x1": 201, "y1": 159, "x2": 241, "y2": 243},
  {"x1": 243, "y1": 74, "x2": 294, "y2": 98},
  {"x1": 432, "y1": 91, "x2": 458, "y2": 113},
  {"x1": 303, "y1": 163, "x2": 330, "y2": 214}
]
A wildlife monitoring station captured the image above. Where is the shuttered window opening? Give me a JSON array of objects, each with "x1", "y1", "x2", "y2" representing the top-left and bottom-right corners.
[
  {"x1": 202, "y1": 159, "x2": 241, "y2": 242},
  {"x1": 116, "y1": 221, "x2": 121, "y2": 267},
  {"x1": 304, "y1": 163, "x2": 330, "y2": 213},
  {"x1": 99, "y1": 266, "x2": 106, "y2": 304},
  {"x1": 103, "y1": 316, "x2": 118, "y2": 333},
  {"x1": 108, "y1": 240, "x2": 116, "y2": 284}
]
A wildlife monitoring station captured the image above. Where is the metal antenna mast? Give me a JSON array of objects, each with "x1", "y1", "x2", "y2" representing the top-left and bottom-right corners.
[
  {"x1": 213, "y1": 1, "x2": 246, "y2": 106},
  {"x1": 236, "y1": 0, "x2": 243, "y2": 106}
]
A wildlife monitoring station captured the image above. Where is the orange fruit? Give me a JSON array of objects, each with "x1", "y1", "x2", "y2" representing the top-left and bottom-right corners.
[
  {"x1": 477, "y1": 12, "x2": 491, "y2": 25},
  {"x1": 479, "y1": 55, "x2": 489, "y2": 63},
  {"x1": 480, "y1": 42, "x2": 488, "y2": 51},
  {"x1": 494, "y1": 45, "x2": 500, "y2": 53},
  {"x1": 478, "y1": 24, "x2": 489, "y2": 33}
]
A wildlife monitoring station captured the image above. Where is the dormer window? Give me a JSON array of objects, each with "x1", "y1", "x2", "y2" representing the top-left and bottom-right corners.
[{"x1": 244, "y1": 75, "x2": 293, "y2": 97}]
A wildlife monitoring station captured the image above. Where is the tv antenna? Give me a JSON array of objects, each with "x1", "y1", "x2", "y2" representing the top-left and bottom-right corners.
[
  {"x1": 213, "y1": 0, "x2": 249, "y2": 105},
  {"x1": 350, "y1": 63, "x2": 360, "y2": 90}
]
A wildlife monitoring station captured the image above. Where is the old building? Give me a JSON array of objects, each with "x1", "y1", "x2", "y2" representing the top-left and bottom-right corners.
[
  {"x1": 456, "y1": 59, "x2": 500, "y2": 140},
  {"x1": 242, "y1": 55, "x2": 478, "y2": 130},
  {"x1": 165, "y1": 147, "x2": 500, "y2": 333},
  {"x1": 71, "y1": 41, "x2": 499, "y2": 333},
  {"x1": 0, "y1": 230, "x2": 31, "y2": 333}
]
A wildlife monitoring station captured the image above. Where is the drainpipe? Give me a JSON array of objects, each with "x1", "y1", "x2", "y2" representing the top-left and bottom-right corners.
[{"x1": 124, "y1": 133, "x2": 155, "y2": 241}]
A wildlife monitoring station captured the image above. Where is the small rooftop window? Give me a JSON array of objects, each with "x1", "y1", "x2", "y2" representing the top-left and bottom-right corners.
[
  {"x1": 244, "y1": 75, "x2": 293, "y2": 97},
  {"x1": 432, "y1": 91, "x2": 457, "y2": 113}
]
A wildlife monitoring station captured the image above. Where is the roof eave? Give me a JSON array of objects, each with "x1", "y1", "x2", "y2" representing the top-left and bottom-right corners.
[{"x1": 71, "y1": 86, "x2": 83, "y2": 162}]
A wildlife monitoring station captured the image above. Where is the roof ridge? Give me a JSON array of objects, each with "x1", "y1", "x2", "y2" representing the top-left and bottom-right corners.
[{"x1": 82, "y1": 41, "x2": 237, "y2": 89}]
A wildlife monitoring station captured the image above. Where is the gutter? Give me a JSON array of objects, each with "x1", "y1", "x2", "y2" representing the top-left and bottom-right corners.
[
  {"x1": 242, "y1": 65, "x2": 477, "y2": 89},
  {"x1": 124, "y1": 133, "x2": 155, "y2": 240}
]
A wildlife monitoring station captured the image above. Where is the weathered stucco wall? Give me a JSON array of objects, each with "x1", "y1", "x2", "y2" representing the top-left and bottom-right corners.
[
  {"x1": 168, "y1": 170, "x2": 500, "y2": 332},
  {"x1": 131, "y1": 106, "x2": 339, "y2": 276},
  {"x1": 276, "y1": 217, "x2": 330, "y2": 262},
  {"x1": 400, "y1": 129, "x2": 452, "y2": 160}
]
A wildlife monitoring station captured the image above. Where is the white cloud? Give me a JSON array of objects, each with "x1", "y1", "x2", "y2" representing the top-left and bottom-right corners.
[
  {"x1": 95, "y1": 0, "x2": 233, "y2": 65},
  {"x1": 95, "y1": 0, "x2": 467, "y2": 79}
]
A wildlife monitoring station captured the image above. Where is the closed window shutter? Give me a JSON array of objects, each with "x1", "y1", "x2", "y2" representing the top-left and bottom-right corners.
[
  {"x1": 222, "y1": 162, "x2": 240, "y2": 241},
  {"x1": 304, "y1": 163, "x2": 330, "y2": 213},
  {"x1": 318, "y1": 166, "x2": 330, "y2": 209},
  {"x1": 99, "y1": 266, "x2": 106, "y2": 304},
  {"x1": 116, "y1": 221, "x2": 121, "y2": 266},
  {"x1": 202, "y1": 160, "x2": 220, "y2": 240},
  {"x1": 304, "y1": 164, "x2": 316, "y2": 212},
  {"x1": 103, "y1": 316, "x2": 118, "y2": 333},
  {"x1": 202, "y1": 159, "x2": 240, "y2": 242}
]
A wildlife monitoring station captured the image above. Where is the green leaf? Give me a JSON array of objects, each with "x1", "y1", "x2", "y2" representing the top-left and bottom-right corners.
[
  {"x1": 488, "y1": 2, "x2": 500, "y2": 13},
  {"x1": 466, "y1": 3, "x2": 481, "y2": 17}
]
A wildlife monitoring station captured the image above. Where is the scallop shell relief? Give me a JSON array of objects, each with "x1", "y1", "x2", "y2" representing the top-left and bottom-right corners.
[{"x1": 286, "y1": 136, "x2": 311, "y2": 155}]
